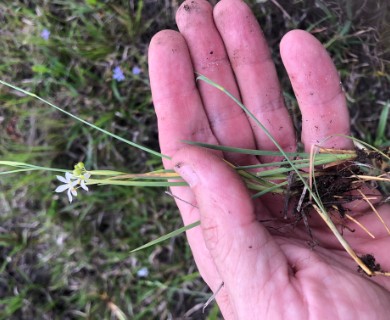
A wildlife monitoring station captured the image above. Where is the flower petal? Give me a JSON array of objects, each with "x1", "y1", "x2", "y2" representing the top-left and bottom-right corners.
[
  {"x1": 67, "y1": 189, "x2": 73, "y2": 203},
  {"x1": 80, "y1": 180, "x2": 89, "y2": 191},
  {"x1": 70, "y1": 180, "x2": 79, "y2": 187},
  {"x1": 56, "y1": 175, "x2": 68, "y2": 183},
  {"x1": 70, "y1": 188, "x2": 77, "y2": 197},
  {"x1": 55, "y1": 184, "x2": 68, "y2": 193},
  {"x1": 65, "y1": 172, "x2": 75, "y2": 181}
]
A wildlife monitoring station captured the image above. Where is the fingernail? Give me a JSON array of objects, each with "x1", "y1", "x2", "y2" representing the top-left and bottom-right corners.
[{"x1": 174, "y1": 161, "x2": 199, "y2": 187}]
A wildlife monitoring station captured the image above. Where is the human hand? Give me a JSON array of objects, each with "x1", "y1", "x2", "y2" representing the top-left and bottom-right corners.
[{"x1": 148, "y1": 0, "x2": 390, "y2": 318}]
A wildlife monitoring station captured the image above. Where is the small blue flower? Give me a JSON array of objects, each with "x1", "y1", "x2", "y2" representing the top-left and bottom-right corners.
[
  {"x1": 40, "y1": 29, "x2": 50, "y2": 40},
  {"x1": 132, "y1": 66, "x2": 141, "y2": 75},
  {"x1": 113, "y1": 66, "x2": 125, "y2": 82},
  {"x1": 136, "y1": 267, "x2": 149, "y2": 278}
]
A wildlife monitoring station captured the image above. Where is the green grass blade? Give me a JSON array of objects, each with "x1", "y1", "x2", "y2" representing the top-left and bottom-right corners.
[
  {"x1": 0, "y1": 161, "x2": 67, "y2": 173},
  {"x1": 88, "y1": 178, "x2": 186, "y2": 187},
  {"x1": 336, "y1": 134, "x2": 390, "y2": 161},
  {"x1": 130, "y1": 220, "x2": 200, "y2": 252},
  {"x1": 88, "y1": 170, "x2": 127, "y2": 176},
  {"x1": 251, "y1": 181, "x2": 288, "y2": 198},
  {"x1": 0, "y1": 79, "x2": 170, "y2": 160},
  {"x1": 375, "y1": 101, "x2": 389, "y2": 146},
  {"x1": 184, "y1": 140, "x2": 305, "y2": 157},
  {"x1": 255, "y1": 154, "x2": 353, "y2": 177}
]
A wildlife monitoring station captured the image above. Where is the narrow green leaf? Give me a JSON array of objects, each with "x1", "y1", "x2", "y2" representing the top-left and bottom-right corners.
[
  {"x1": 89, "y1": 170, "x2": 127, "y2": 176},
  {"x1": 375, "y1": 101, "x2": 389, "y2": 146},
  {"x1": 251, "y1": 181, "x2": 288, "y2": 198},
  {"x1": 131, "y1": 221, "x2": 200, "y2": 252},
  {"x1": 88, "y1": 178, "x2": 186, "y2": 187},
  {"x1": 0, "y1": 79, "x2": 170, "y2": 160},
  {"x1": 0, "y1": 161, "x2": 67, "y2": 173},
  {"x1": 184, "y1": 140, "x2": 305, "y2": 157}
]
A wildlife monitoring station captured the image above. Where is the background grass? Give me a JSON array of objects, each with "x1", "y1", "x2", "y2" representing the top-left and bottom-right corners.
[{"x1": 0, "y1": 0, "x2": 389, "y2": 319}]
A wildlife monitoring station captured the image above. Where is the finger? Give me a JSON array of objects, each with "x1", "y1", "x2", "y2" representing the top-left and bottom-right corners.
[
  {"x1": 280, "y1": 30, "x2": 352, "y2": 151},
  {"x1": 149, "y1": 30, "x2": 229, "y2": 309},
  {"x1": 214, "y1": 0, "x2": 296, "y2": 158},
  {"x1": 148, "y1": 29, "x2": 219, "y2": 168},
  {"x1": 173, "y1": 145, "x2": 292, "y2": 318},
  {"x1": 176, "y1": 0, "x2": 257, "y2": 165}
]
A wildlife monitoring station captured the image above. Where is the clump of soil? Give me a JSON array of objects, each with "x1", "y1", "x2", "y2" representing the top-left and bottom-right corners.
[
  {"x1": 286, "y1": 147, "x2": 389, "y2": 225},
  {"x1": 359, "y1": 254, "x2": 383, "y2": 274}
]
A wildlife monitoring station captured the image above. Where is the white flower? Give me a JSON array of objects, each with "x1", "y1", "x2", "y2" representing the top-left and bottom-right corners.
[
  {"x1": 75, "y1": 172, "x2": 91, "y2": 191},
  {"x1": 55, "y1": 163, "x2": 92, "y2": 203},
  {"x1": 55, "y1": 172, "x2": 79, "y2": 203}
]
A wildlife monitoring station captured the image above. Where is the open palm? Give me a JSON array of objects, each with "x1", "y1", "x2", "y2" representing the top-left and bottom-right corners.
[{"x1": 148, "y1": 0, "x2": 390, "y2": 318}]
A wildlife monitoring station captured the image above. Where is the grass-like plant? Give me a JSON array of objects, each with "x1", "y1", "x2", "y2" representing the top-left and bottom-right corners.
[{"x1": 1, "y1": 75, "x2": 389, "y2": 278}]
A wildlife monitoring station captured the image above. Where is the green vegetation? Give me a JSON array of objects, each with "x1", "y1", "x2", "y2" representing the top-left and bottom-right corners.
[{"x1": 0, "y1": 0, "x2": 389, "y2": 319}]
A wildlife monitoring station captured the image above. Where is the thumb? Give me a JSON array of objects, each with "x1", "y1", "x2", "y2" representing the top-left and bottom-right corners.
[{"x1": 172, "y1": 146, "x2": 290, "y2": 316}]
